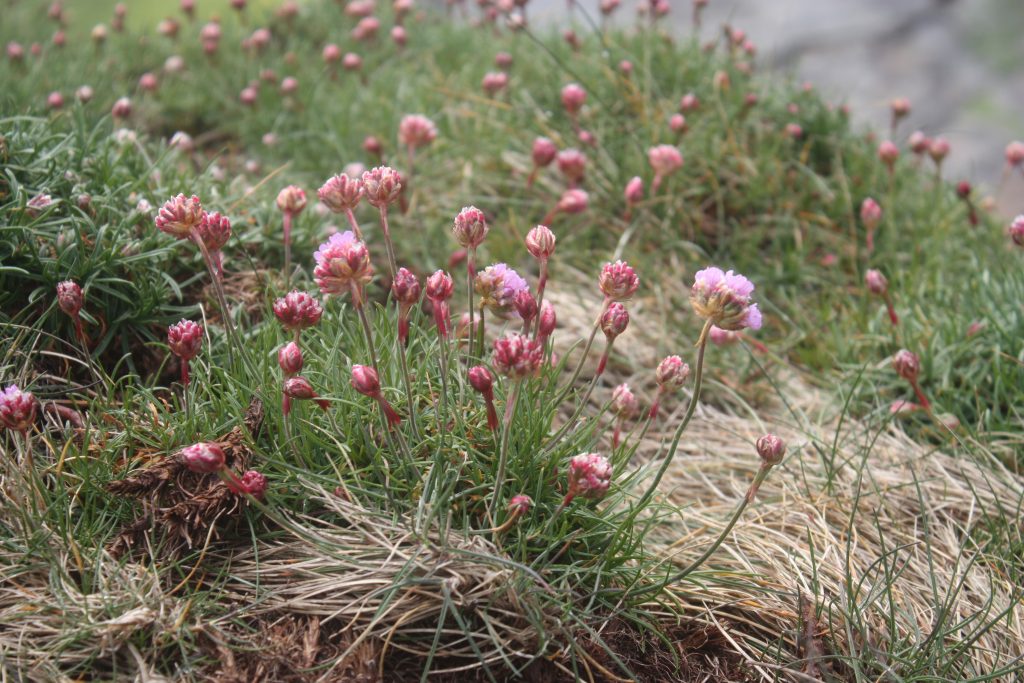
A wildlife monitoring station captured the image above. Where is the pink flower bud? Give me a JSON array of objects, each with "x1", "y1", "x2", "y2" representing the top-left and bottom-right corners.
[
  {"x1": 278, "y1": 342, "x2": 303, "y2": 376},
  {"x1": 139, "y1": 72, "x2": 158, "y2": 92},
  {"x1": 600, "y1": 302, "x2": 629, "y2": 340},
  {"x1": 756, "y1": 433, "x2": 786, "y2": 466},
  {"x1": 532, "y1": 137, "x2": 557, "y2": 167},
  {"x1": 860, "y1": 198, "x2": 882, "y2": 231},
  {"x1": 877, "y1": 140, "x2": 899, "y2": 168},
  {"x1": 179, "y1": 442, "x2": 224, "y2": 473},
  {"x1": 111, "y1": 97, "x2": 132, "y2": 118},
  {"x1": 785, "y1": 123, "x2": 803, "y2": 140},
  {"x1": 361, "y1": 166, "x2": 402, "y2": 208},
  {"x1": 350, "y1": 364, "x2": 381, "y2": 397},
  {"x1": 0, "y1": 384, "x2": 38, "y2": 433},
  {"x1": 1010, "y1": 215, "x2": 1024, "y2": 247},
  {"x1": 956, "y1": 181, "x2": 972, "y2": 199},
  {"x1": 453, "y1": 206, "x2": 489, "y2": 249},
  {"x1": 864, "y1": 269, "x2": 888, "y2": 296},
  {"x1": 482, "y1": 71, "x2": 509, "y2": 95},
  {"x1": 1006, "y1": 141, "x2": 1024, "y2": 168},
  {"x1": 76, "y1": 85, "x2": 94, "y2": 103},
  {"x1": 7, "y1": 42, "x2": 24, "y2": 62},
  {"x1": 92, "y1": 24, "x2": 108, "y2": 44},
  {"x1": 525, "y1": 225, "x2": 556, "y2": 260},
  {"x1": 56, "y1": 280, "x2": 83, "y2": 317},
  {"x1": 561, "y1": 83, "x2": 586, "y2": 115},
  {"x1": 492, "y1": 333, "x2": 544, "y2": 379},
  {"x1": 323, "y1": 43, "x2": 341, "y2": 63},
  {"x1": 230, "y1": 470, "x2": 268, "y2": 498},
  {"x1": 679, "y1": 93, "x2": 699, "y2": 112},
  {"x1": 280, "y1": 76, "x2": 298, "y2": 95},
  {"x1": 929, "y1": 137, "x2": 950, "y2": 163},
  {"x1": 892, "y1": 349, "x2": 920, "y2": 382},
  {"x1": 556, "y1": 148, "x2": 587, "y2": 185},
  {"x1": 538, "y1": 301, "x2": 556, "y2": 338},
  {"x1": 274, "y1": 291, "x2": 323, "y2": 331},
  {"x1": 398, "y1": 114, "x2": 437, "y2": 150},
  {"x1": 669, "y1": 113, "x2": 688, "y2": 134},
  {"x1": 624, "y1": 176, "x2": 644, "y2": 204},
  {"x1": 239, "y1": 87, "x2": 258, "y2": 106},
  {"x1": 283, "y1": 376, "x2": 330, "y2": 410},
  {"x1": 708, "y1": 326, "x2": 739, "y2": 346},
  {"x1": 890, "y1": 98, "x2": 911, "y2": 119},
  {"x1": 155, "y1": 193, "x2": 203, "y2": 239},
  {"x1": 495, "y1": 51, "x2": 513, "y2": 69},
  {"x1": 468, "y1": 365, "x2": 494, "y2": 396},
  {"x1": 343, "y1": 52, "x2": 363, "y2": 71},
  {"x1": 196, "y1": 211, "x2": 231, "y2": 251},
  {"x1": 318, "y1": 173, "x2": 364, "y2": 212},
  {"x1": 648, "y1": 144, "x2": 683, "y2": 177},
  {"x1": 655, "y1": 355, "x2": 690, "y2": 390},
  {"x1": 47, "y1": 91, "x2": 64, "y2": 110},
  {"x1": 391, "y1": 26, "x2": 407, "y2": 47},
  {"x1": 513, "y1": 289, "x2": 538, "y2": 324},
  {"x1": 618, "y1": 59, "x2": 632, "y2": 75},
  {"x1": 566, "y1": 452, "x2": 611, "y2": 501},
  {"x1": 557, "y1": 189, "x2": 589, "y2": 215},
  {"x1": 26, "y1": 193, "x2": 54, "y2": 217},
  {"x1": 167, "y1": 319, "x2": 203, "y2": 361},
  {"x1": 909, "y1": 131, "x2": 930, "y2": 155},
  {"x1": 276, "y1": 185, "x2": 307, "y2": 215},
  {"x1": 611, "y1": 383, "x2": 638, "y2": 418},
  {"x1": 313, "y1": 232, "x2": 373, "y2": 297},
  {"x1": 392, "y1": 267, "x2": 421, "y2": 305},
  {"x1": 598, "y1": 261, "x2": 639, "y2": 301},
  {"x1": 507, "y1": 493, "x2": 532, "y2": 517}
]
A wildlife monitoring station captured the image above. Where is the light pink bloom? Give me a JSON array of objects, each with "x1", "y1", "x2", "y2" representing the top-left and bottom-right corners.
[
  {"x1": 690, "y1": 266, "x2": 761, "y2": 331},
  {"x1": 155, "y1": 194, "x2": 203, "y2": 239},
  {"x1": 475, "y1": 263, "x2": 528, "y2": 317},
  {"x1": 274, "y1": 291, "x2": 323, "y2": 331},
  {"x1": 492, "y1": 333, "x2": 544, "y2": 379},
  {"x1": 929, "y1": 137, "x2": 950, "y2": 163},
  {"x1": 361, "y1": 166, "x2": 402, "y2": 208},
  {"x1": 566, "y1": 453, "x2": 612, "y2": 502},
  {"x1": 398, "y1": 114, "x2": 437, "y2": 149},
  {"x1": 318, "y1": 174, "x2": 363, "y2": 212},
  {"x1": 57, "y1": 280, "x2": 83, "y2": 318},
  {"x1": 179, "y1": 442, "x2": 225, "y2": 473},
  {"x1": 313, "y1": 231, "x2": 373, "y2": 298},
  {"x1": 0, "y1": 385, "x2": 38, "y2": 433},
  {"x1": 453, "y1": 206, "x2": 489, "y2": 249},
  {"x1": 111, "y1": 97, "x2": 132, "y2": 118},
  {"x1": 598, "y1": 261, "x2": 639, "y2": 301}
]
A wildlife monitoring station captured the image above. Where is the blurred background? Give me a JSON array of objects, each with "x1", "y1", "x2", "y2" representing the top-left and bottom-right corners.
[{"x1": 59, "y1": 0, "x2": 1024, "y2": 213}]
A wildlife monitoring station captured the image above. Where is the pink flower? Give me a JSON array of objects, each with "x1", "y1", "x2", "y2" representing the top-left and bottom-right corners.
[
  {"x1": 513, "y1": 290, "x2": 538, "y2": 325},
  {"x1": 708, "y1": 326, "x2": 739, "y2": 346},
  {"x1": 475, "y1": 264, "x2": 528, "y2": 317},
  {"x1": 351, "y1": 365, "x2": 401, "y2": 427},
  {"x1": 179, "y1": 442, "x2": 225, "y2": 473},
  {"x1": 168, "y1": 319, "x2": 203, "y2": 361},
  {"x1": 648, "y1": 144, "x2": 683, "y2": 178},
  {"x1": 453, "y1": 206, "x2": 489, "y2": 249},
  {"x1": 556, "y1": 189, "x2": 588, "y2": 215},
  {"x1": 756, "y1": 433, "x2": 786, "y2": 466},
  {"x1": 566, "y1": 452, "x2": 612, "y2": 502},
  {"x1": 929, "y1": 138, "x2": 950, "y2": 163},
  {"x1": 76, "y1": 86, "x2": 94, "y2": 103},
  {"x1": 890, "y1": 98, "x2": 911, "y2": 119},
  {"x1": 352, "y1": 16, "x2": 380, "y2": 41},
  {"x1": 860, "y1": 198, "x2": 882, "y2": 230},
  {"x1": 598, "y1": 261, "x2": 639, "y2": 301},
  {"x1": 278, "y1": 342, "x2": 303, "y2": 376},
  {"x1": 361, "y1": 166, "x2": 402, "y2": 208},
  {"x1": 283, "y1": 376, "x2": 330, "y2": 411},
  {"x1": 624, "y1": 176, "x2": 644, "y2": 204},
  {"x1": 47, "y1": 91, "x2": 64, "y2": 109},
  {"x1": 877, "y1": 140, "x2": 899, "y2": 168},
  {"x1": 468, "y1": 365, "x2": 498, "y2": 430},
  {"x1": 785, "y1": 123, "x2": 803, "y2": 140},
  {"x1": 0, "y1": 385, "x2": 38, "y2": 433},
  {"x1": 280, "y1": 77, "x2": 298, "y2": 95},
  {"x1": 600, "y1": 302, "x2": 629, "y2": 340},
  {"x1": 344, "y1": 53, "x2": 363, "y2": 71},
  {"x1": 318, "y1": 174, "x2": 364, "y2": 212},
  {"x1": 6, "y1": 41, "x2": 24, "y2": 62},
  {"x1": 1009, "y1": 215, "x2": 1024, "y2": 247},
  {"x1": 495, "y1": 51, "x2": 513, "y2": 69},
  {"x1": 669, "y1": 114, "x2": 688, "y2": 134},
  {"x1": 556, "y1": 148, "x2": 587, "y2": 185},
  {"x1": 139, "y1": 72, "x2": 158, "y2": 92},
  {"x1": 111, "y1": 97, "x2": 132, "y2": 118},
  {"x1": 679, "y1": 93, "x2": 699, "y2": 112},
  {"x1": 537, "y1": 301, "x2": 556, "y2": 340},
  {"x1": 425, "y1": 269, "x2": 454, "y2": 301},
  {"x1": 195, "y1": 211, "x2": 231, "y2": 251},
  {"x1": 864, "y1": 269, "x2": 888, "y2": 295},
  {"x1": 611, "y1": 383, "x2": 638, "y2": 419},
  {"x1": 274, "y1": 291, "x2": 323, "y2": 331},
  {"x1": 313, "y1": 231, "x2": 373, "y2": 298},
  {"x1": 561, "y1": 83, "x2": 586, "y2": 115},
  {"x1": 909, "y1": 131, "x2": 930, "y2": 155},
  {"x1": 492, "y1": 333, "x2": 544, "y2": 379},
  {"x1": 892, "y1": 349, "x2": 920, "y2": 382},
  {"x1": 532, "y1": 137, "x2": 558, "y2": 167},
  {"x1": 690, "y1": 267, "x2": 761, "y2": 331},
  {"x1": 227, "y1": 470, "x2": 268, "y2": 499},
  {"x1": 525, "y1": 225, "x2": 556, "y2": 261},
  {"x1": 398, "y1": 114, "x2": 437, "y2": 150},
  {"x1": 1006, "y1": 141, "x2": 1024, "y2": 168},
  {"x1": 655, "y1": 355, "x2": 690, "y2": 390},
  {"x1": 239, "y1": 87, "x2": 258, "y2": 106},
  {"x1": 482, "y1": 72, "x2": 508, "y2": 95},
  {"x1": 392, "y1": 267, "x2": 421, "y2": 306},
  {"x1": 323, "y1": 43, "x2": 341, "y2": 63},
  {"x1": 155, "y1": 194, "x2": 203, "y2": 239},
  {"x1": 57, "y1": 280, "x2": 83, "y2": 317},
  {"x1": 507, "y1": 494, "x2": 532, "y2": 516},
  {"x1": 276, "y1": 185, "x2": 307, "y2": 215}
]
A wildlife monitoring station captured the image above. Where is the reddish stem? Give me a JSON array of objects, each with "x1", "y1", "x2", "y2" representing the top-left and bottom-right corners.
[
  {"x1": 181, "y1": 359, "x2": 190, "y2": 386},
  {"x1": 376, "y1": 396, "x2": 402, "y2": 428},
  {"x1": 866, "y1": 228, "x2": 875, "y2": 255},
  {"x1": 910, "y1": 380, "x2": 931, "y2": 411},
  {"x1": 483, "y1": 390, "x2": 499, "y2": 432},
  {"x1": 526, "y1": 165, "x2": 538, "y2": 188},
  {"x1": 612, "y1": 421, "x2": 622, "y2": 449},
  {"x1": 884, "y1": 295, "x2": 899, "y2": 326}
]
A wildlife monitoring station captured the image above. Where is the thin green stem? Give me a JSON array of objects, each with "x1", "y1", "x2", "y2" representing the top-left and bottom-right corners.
[
  {"x1": 353, "y1": 295, "x2": 379, "y2": 370},
  {"x1": 489, "y1": 379, "x2": 522, "y2": 523},
  {"x1": 378, "y1": 206, "x2": 399, "y2": 283},
  {"x1": 466, "y1": 247, "x2": 476, "y2": 363}
]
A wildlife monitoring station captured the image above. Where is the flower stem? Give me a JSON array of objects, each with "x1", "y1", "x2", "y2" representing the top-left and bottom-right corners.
[
  {"x1": 190, "y1": 229, "x2": 241, "y2": 368},
  {"x1": 353, "y1": 299, "x2": 379, "y2": 370},
  {"x1": 377, "y1": 206, "x2": 399, "y2": 283},
  {"x1": 532, "y1": 260, "x2": 549, "y2": 339},
  {"x1": 489, "y1": 379, "x2": 522, "y2": 521},
  {"x1": 467, "y1": 247, "x2": 476, "y2": 363},
  {"x1": 283, "y1": 212, "x2": 292, "y2": 290},
  {"x1": 344, "y1": 207, "x2": 363, "y2": 241},
  {"x1": 554, "y1": 298, "x2": 608, "y2": 404}
]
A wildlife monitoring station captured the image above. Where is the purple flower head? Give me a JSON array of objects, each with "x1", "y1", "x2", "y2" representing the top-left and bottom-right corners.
[
  {"x1": 690, "y1": 266, "x2": 761, "y2": 331},
  {"x1": 474, "y1": 263, "x2": 528, "y2": 318}
]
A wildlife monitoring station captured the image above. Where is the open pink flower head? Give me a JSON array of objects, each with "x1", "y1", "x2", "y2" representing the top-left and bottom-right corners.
[
  {"x1": 601, "y1": 302, "x2": 630, "y2": 340},
  {"x1": 398, "y1": 114, "x2": 437, "y2": 149},
  {"x1": 276, "y1": 185, "x2": 307, "y2": 215},
  {"x1": 532, "y1": 137, "x2": 557, "y2": 167},
  {"x1": 567, "y1": 453, "x2": 612, "y2": 501},
  {"x1": 648, "y1": 144, "x2": 683, "y2": 177},
  {"x1": 425, "y1": 269, "x2": 454, "y2": 301},
  {"x1": 561, "y1": 83, "x2": 586, "y2": 114},
  {"x1": 167, "y1": 319, "x2": 203, "y2": 360},
  {"x1": 318, "y1": 173, "x2": 364, "y2": 212},
  {"x1": 361, "y1": 166, "x2": 402, "y2": 208},
  {"x1": 179, "y1": 442, "x2": 225, "y2": 473},
  {"x1": 865, "y1": 269, "x2": 888, "y2": 295},
  {"x1": 526, "y1": 225, "x2": 556, "y2": 260},
  {"x1": 892, "y1": 349, "x2": 920, "y2": 382},
  {"x1": 557, "y1": 189, "x2": 589, "y2": 214},
  {"x1": 155, "y1": 193, "x2": 203, "y2": 239},
  {"x1": 860, "y1": 198, "x2": 881, "y2": 230},
  {"x1": 273, "y1": 290, "x2": 323, "y2": 331},
  {"x1": 492, "y1": 333, "x2": 544, "y2": 379},
  {"x1": 598, "y1": 261, "x2": 639, "y2": 301},
  {"x1": 475, "y1": 263, "x2": 528, "y2": 317},
  {"x1": 556, "y1": 149, "x2": 587, "y2": 184},
  {"x1": 690, "y1": 267, "x2": 761, "y2": 331},
  {"x1": 0, "y1": 384, "x2": 38, "y2": 433},
  {"x1": 57, "y1": 280, "x2": 84, "y2": 317},
  {"x1": 196, "y1": 211, "x2": 231, "y2": 251},
  {"x1": 1010, "y1": 215, "x2": 1024, "y2": 247},
  {"x1": 453, "y1": 206, "x2": 489, "y2": 249},
  {"x1": 611, "y1": 383, "x2": 638, "y2": 418},
  {"x1": 313, "y1": 231, "x2": 373, "y2": 296}
]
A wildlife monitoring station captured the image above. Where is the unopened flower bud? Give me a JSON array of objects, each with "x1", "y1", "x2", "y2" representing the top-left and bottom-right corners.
[
  {"x1": 892, "y1": 349, "x2": 920, "y2": 382},
  {"x1": 877, "y1": 140, "x2": 899, "y2": 168},
  {"x1": 624, "y1": 176, "x2": 644, "y2": 204},
  {"x1": 864, "y1": 269, "x2": 888, "y2": 296},
  {"x1": 755, "y1": 433, "x2": 786, "y2": 466},
  {"x1": 598, "y1": 260, "x2": 639, "y2": 301},
  {"x1": 179, "y1": 442, "x2": 224, "y2": 473},
  {"x1": 392, "y1": 267, "x2": 421, "y2": 305},
  {"x1": 276, "y1": 185, "x2": 307, "y2": 215},
  {"x1": 318, "y1": 174, "x2": 363, "y2": 212},
  {"x1": 492, "y1": 333, "x2": 544, "y2": 379},
  {"x1": 350, "y1": 364, "x2": 382, "y2": 397},
  {"x1": 273, "y1": 291, "x2": 323, "y2": 331},
  {"x1": 1010, "y1": 215, "x2": 1024, "y2": 247},
  {"x1": 600, "y1": 302, "x2": 629, "y2": 340},
  {"x1": 532, "y1": 137, "x2": 557, "y2": 167},
  {"x1": 425, "y1": 269, "x2": 454, "y2": 301},
  {"x1": 860, "y1": 198, "x2": 881, "y2": 230},
  {"x1": 537, "y1": 301, "x2": 556, "y2": 338},
  {"x1": 507, "y1": 494, "x2": 532, "y2": 516},
  {"x1": 453, "y1": 206, "x2": 489, "y2": 249},
  {"x1": 468, "y1": 365, "x2": 494, "y2": 396},
  {"x1": 278, "y1": 341, "x2": 303, "y2": 376},
  {"x1": 56, "y1": 280, "x2": 83, "y2": 317},
  {"x1": 611, "y1": 383, "x2": 638, "y2": 418},
  {"x1": 362, "y1": 166, "x2": 402, "y2": 208},
  {"x1": 655, "y1": 355, "x2": 690, "y2": 390},
  {"x1": 525, "y1": 225, "x2": 556, "y2": 261},
  {"x1": 561, "y1": 83, "x2": 586, "y2": 115}
]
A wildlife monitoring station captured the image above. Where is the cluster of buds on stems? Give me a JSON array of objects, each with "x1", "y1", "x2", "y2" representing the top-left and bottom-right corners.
[{"x1": 178, "y1": 442, "x2": 267, "y2": 499}]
